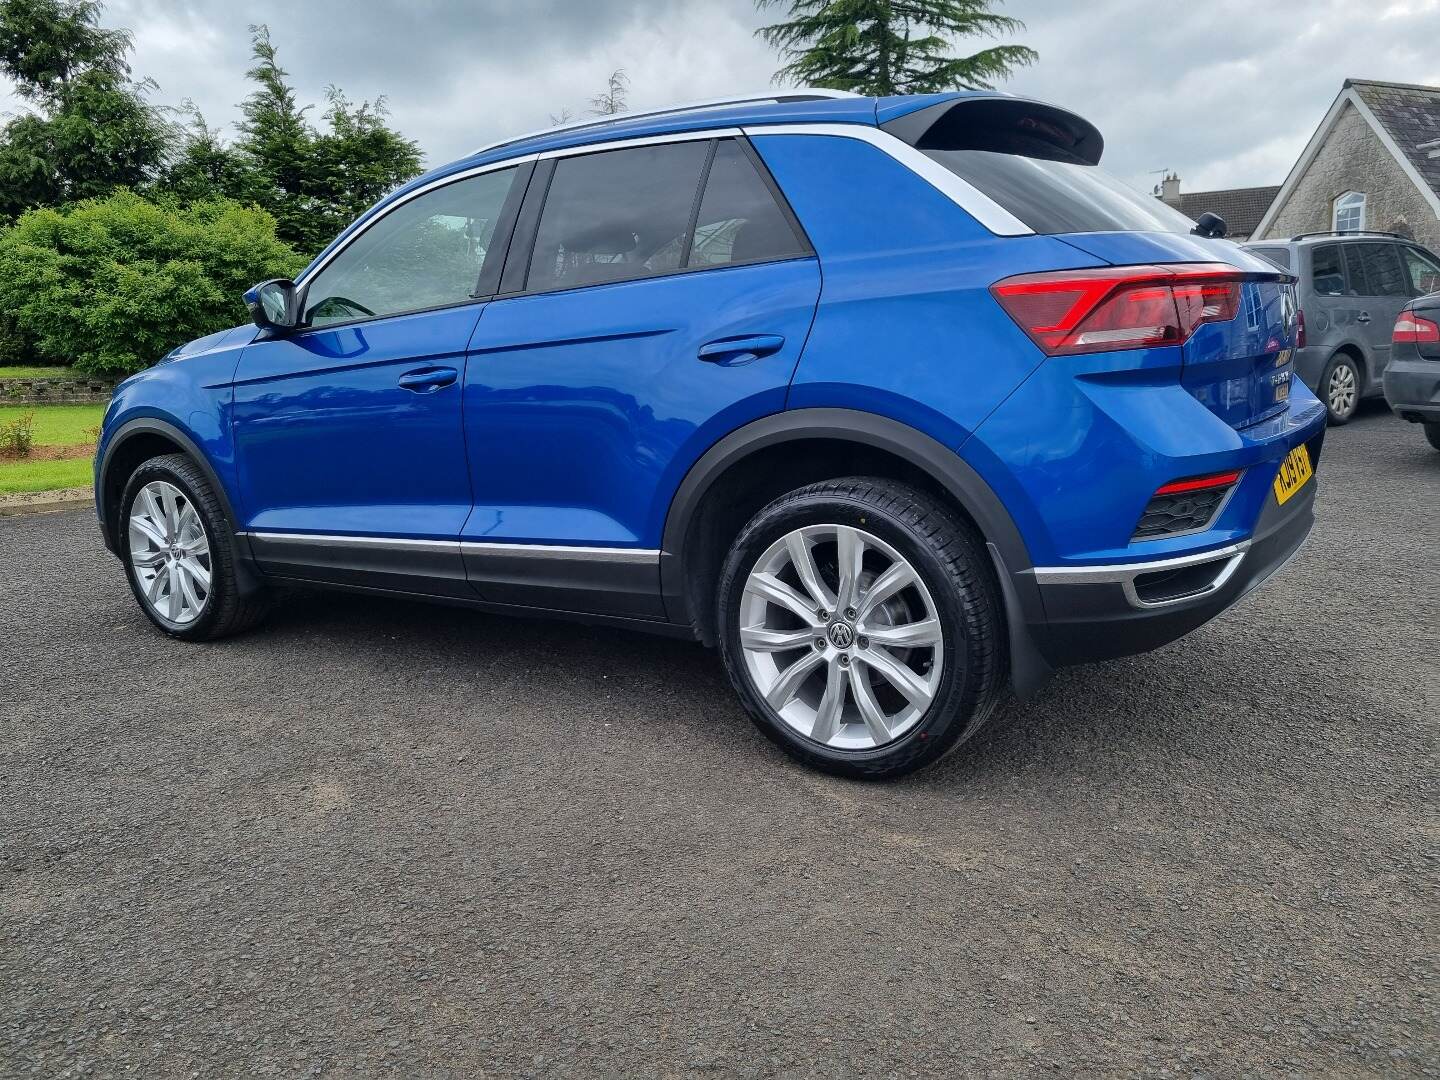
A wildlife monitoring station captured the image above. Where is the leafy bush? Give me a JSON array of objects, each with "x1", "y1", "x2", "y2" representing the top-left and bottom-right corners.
[
  {"x1": 0, "y1": 410, "x2": 35, "y2": 456},
  {"x1": 0, "y1": 191, "x2": 305, "y2": 376}
]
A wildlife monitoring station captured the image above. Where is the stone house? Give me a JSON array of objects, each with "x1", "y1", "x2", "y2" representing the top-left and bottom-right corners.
[
  {"x1": 1253, "y1": 78, "x2": 1440, "y2": 250},
  {"x1": 1156, "y1": 175, "x2": 1281, "y2": 241}
]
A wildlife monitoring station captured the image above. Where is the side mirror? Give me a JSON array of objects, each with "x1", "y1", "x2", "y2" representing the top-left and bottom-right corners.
[{"x1": 244, "y1": 278, "x2": 300, "y2": 332}]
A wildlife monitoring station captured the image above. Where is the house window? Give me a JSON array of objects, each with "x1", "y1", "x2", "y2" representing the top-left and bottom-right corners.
[{"x1": 1333, "y1": 191, "x2": 1366, "y2": 233}]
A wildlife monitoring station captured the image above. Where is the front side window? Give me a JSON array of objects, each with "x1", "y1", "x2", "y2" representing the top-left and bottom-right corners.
[
  {"x1": 527, "y1": 141, "x2": 710, "y2": 293},
  {"x1": 1311, "y1": 244, "x2": 1345, "y2": 296},
  {"x1": 303, "y1": 167, "x2": 519, "y2": 327},
  {"x1": 1333, "y1": 191, "x2": 1366, "y2": 234},
  {"x1": 1402, "y1": 246, "x2": 1440, "y2": 296}
]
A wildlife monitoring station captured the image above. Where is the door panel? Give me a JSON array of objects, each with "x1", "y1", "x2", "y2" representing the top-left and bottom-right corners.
[
  {"x1": 233, "y1": 306, "x2": 482, "y2": 592},
  {"x1": 461, "y1": 258, "x2": 821, "y2": 613}
]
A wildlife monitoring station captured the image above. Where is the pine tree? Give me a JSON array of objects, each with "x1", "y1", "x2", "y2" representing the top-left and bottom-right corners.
[
  {"x1": 755, "y1": 0, "x2": 1036, "y2": 96},
  {"x1": 590, "y1": 69, "x2": 629, "y2": 116},
  {"x1": 0, "y1": 0, "x2": 169, "y2": 217}
]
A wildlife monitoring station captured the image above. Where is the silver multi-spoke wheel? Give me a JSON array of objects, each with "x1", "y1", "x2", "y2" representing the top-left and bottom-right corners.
[
  {"x1": 1328, "y1": 361, "x2": 1357, "y2": 418},
  {"x1": 128, "y1": 480, "x2": 212, "y2": 625},
  {"x1": 739, "y1": 524, "x2": 944, "y2": 750}
]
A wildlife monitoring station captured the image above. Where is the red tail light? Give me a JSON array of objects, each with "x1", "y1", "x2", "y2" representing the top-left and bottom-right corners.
[
  {"x1": 1153, "y1": 470, "x2": 1243, "y2": 496},
  {"x1": 1296, "y1": 308, "x2": 1307, "y2": 349},
  {"x1": 991, "y1": 263, "x2": 1244, "y2": 356},
  {"x1": 1393, "y1": 311, "x2": 1440, "y2": 344}
]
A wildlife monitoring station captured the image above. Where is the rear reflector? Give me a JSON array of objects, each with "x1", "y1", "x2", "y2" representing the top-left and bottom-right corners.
[
  {"x1": 1393, "y1": 311, "x2": 1440, "y2": 344},
  {"x1": 991, "y1": 263, "x2": 1244, "y2": 356},
  {"x1": 1154, "y1": 470, "x2": 1243, "y2": 496}
]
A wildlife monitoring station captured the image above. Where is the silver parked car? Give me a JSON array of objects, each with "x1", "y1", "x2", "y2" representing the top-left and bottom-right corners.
[{"x1": 1244, "y1": 232, "x2": 1440, "y2": 424}]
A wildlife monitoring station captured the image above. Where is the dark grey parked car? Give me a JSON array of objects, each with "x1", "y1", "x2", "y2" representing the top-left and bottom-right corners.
[
  {"x1": 1244, "y1": 232, "x2": 1440, "y2": 424},
  {"x1": 1383, "y1": 292, "x2": 1440, "y2": 451}
]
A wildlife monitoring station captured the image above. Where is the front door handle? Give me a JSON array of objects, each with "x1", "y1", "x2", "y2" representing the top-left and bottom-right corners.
[
  {"x1": 398, "y1": 366, "x2": 459, "y2": 393},
  {"x1": 697, "y1": 334, "x2": 785, "y2": 367}
]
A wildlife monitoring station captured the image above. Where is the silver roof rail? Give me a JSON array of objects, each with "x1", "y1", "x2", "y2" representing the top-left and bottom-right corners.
[{"x1": 468, "y1": 88, "x2": 861, "y2": 157}]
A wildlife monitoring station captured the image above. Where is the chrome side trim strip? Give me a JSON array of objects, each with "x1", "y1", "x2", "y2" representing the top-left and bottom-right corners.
[
  {"x1": 460, "y1": 541, "x2": 660, "y2": 564},
  {"x1": 536, "y1": 128, "x2": 743, "y2": 161},
  {"x1": 742, "y1": 123, "x2": 1035, "y2": 237},
  {"x1": 1026, "y1": 542, "x2": 1251, "y2": 610},
  {"x1": 240, "y1": 531, "x2": 659, "y2": 564}
]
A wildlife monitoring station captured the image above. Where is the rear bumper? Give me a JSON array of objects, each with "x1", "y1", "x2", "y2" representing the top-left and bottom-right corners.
[
  {"x1": 1382, "y1": 357, "x2": 1440, "y2": 422},
  {"x1": 1020, "y1": 443, "x2": 1319, "y2": 667}
]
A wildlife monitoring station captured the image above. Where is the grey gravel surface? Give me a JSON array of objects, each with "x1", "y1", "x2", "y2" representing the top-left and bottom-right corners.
[{"x1": 2, "y1": 403, "x2": 1436, "y2": 1078}]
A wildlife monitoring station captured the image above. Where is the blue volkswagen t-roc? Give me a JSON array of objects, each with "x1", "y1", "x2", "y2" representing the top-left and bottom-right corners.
[{"x1": 95, "y1": 90, "x2": 1325, "y2": 778}]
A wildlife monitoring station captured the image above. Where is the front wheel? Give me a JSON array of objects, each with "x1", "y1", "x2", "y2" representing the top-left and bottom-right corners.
[
  {"x1": 717, "y1": 478, "x2": 1006, "y2": 780},
  {"x1": 1322, "y1": 353, "x2": 1362, "y2": 424},
  {"x1": 119, "y1": 454, "x2": 267, "y2": 640}
]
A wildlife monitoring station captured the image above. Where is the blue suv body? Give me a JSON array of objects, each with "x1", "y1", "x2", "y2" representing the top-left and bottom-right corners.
[{"x1": 96, "y1": 90, "x2": 1326, "y2": 778}]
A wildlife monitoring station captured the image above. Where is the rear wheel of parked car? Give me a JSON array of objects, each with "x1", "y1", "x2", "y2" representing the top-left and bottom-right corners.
[
  {"x1": 717, "y1": 477, "x2": 1006, "y2": 780},
  {"x1": 1321, "y1": 353, "x2": 1361, "y2": 424},
  {"x1": 1425, "y1": 423, "x2": 1440, "y2": 452},
  {"x1": 119, "y1": 454, "x2": 267, "y2": 640}
]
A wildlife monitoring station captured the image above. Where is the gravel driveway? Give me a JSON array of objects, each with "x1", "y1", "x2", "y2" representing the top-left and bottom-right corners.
[{"x1": 2, "y1": 404, "x2": 1436, "y2": 1078}]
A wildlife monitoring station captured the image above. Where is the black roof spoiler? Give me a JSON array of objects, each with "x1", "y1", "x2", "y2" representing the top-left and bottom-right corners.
[{"x1": 881, "y1": 96, "x2": 1104, "y2": 167}]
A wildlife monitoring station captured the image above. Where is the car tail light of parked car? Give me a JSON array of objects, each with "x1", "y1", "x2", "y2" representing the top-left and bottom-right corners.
[
  {"x1": 990, "y1": 264, "x2": 1242, "y2": 356},
  {"x1": 1392, "y1": 310, "x2": 1440, "y2": 344}
]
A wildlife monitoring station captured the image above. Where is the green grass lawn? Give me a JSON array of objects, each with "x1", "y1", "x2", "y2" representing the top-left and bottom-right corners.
[
  {"x1": 0, "y1": 455, "x2": 92, "y2": 495},
  {"x1": 0, "y1": 403, "x2": 106, "y2": 445},
  {"x1": 0, "y1": 365, "x2": 77, "y2": 379}
]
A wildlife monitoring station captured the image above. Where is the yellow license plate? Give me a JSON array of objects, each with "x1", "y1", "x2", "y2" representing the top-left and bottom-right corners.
[{"x1": 1273, "y1": 444, "x2": 1313, "y2": 505}]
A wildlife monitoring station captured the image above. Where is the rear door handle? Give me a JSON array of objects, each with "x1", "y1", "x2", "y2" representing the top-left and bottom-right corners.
[
  {"x1": 1356, "y1": 312, "x2": 1372, "y2": 324},
  {"x1": 398, "y1": 366, "x2": 459, "y2": 392},
  {"x1": 697, "y1": 334, "x2": 785, "y2": 367}
]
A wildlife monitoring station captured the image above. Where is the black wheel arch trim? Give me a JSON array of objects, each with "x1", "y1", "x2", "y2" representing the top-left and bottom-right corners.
[
  {"x1": 658, "y1": 408, "x2": 1049, "y2": 688},
  {"x1": 97, "y1": 418, "x2": 250, "y2": 563}
]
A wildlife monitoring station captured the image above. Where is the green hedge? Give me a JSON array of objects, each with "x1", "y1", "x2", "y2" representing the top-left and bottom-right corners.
[{"x1": 0, "y1": 192, "x2": 304, "y2": 376}]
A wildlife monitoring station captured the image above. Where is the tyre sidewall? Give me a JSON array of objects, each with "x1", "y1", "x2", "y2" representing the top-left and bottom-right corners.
[
  {"x1": 1323, "y1": 354, "x2": 1360, "y2": 424},
  {"x1": 718, "y1": 489, "x2": 994, "y2": 778},
  {"x1": 119, "y1": 459, "x2": 226, "y2": 640}
]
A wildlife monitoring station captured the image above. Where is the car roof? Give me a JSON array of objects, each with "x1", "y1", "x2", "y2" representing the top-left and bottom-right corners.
[{"x1": 1249, "y1": 232, "x2": 1421, "y2": 248}]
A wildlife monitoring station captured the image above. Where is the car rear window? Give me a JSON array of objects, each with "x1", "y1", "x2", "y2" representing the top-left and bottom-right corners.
[
  {"x1": 1247, "y1": 246, "x2": 1291, "y2": 271},
  {"x1": 922, "y1": 149, "x2": 1198, "y2": 235},
  {"x1": 1311, "y1": 244, "x2": 1345, "y2": 296}
]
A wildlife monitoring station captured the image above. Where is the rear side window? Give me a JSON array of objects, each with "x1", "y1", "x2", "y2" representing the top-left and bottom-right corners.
[
  {"x1": 527, "y1": 141, "x2": 710, "y2": 292},
  {"x1": 1311, "y1": 244, "x2": 1345, "y2": 296},
  {"x1": 1248, "y1": 246, "x2": 1291, "y2": 271},
  {"x1": 1403, "y1": 246, "x2": 1440, "y2": 296},
  {"x1": 688, "y1": 140, "x2": 808, "y2": 267},
  {"x1": 1342, "y1": 245, "x2": 1373, "y2": 295},
  {"x1": 1356, "y1": 243, "x2": 1408, "y2": 297},
  {"x1": 922, "y1": 150, "x2": 1197, "y2": 235}
]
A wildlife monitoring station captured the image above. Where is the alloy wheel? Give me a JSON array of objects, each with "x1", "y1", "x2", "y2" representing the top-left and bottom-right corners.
[
  {"x1": 738, "y1": 524, "x2": 944, "y2": 750},
  {"x1": 128, "y1": 480, "x2": 212, "y2": 625},
  {"x1": 1328, "y1": 361, "x2": 1357, "y2": 419}
]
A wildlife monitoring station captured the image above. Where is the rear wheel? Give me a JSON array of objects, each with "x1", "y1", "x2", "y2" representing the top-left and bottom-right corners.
[
  {"x1": 1425, "y1": 422, "x2": 1440, "y2": 452},
  {"x1": 119, "y1": 454, "x2": 267, "y2": 640},
  {"x1": 1322, "y1": 353, "x2": 1361, "y2": 424},
  {"x1": 717, "y1": 477, "x2": 1006, "y2": 780}
]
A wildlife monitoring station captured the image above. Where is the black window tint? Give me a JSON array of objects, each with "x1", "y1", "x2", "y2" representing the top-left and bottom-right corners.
[
  {"x1": 527, "y1": 141, "x2": 709, "y2": 292},
  {"x1": 922, "y1": 150, "x2": 1196, "y2": 234},
  {"x1": 1356, "y1": 243, "x2": 1407, "y2": 297},
  {"x1": 1248, "y1": 246, "x2": 1291, "y2": 271},
  {"x1": 687, "y1": 139, "x2": 807, "y2": 268},
  {"x1": 1341, "y1": 244, "x2": 1371, "y2": 296},
  {"x1": 304, "y1": 167, "x2": 518, "y2": 326},
  {"x1": 1403, "y1": 246, "x2": 1440, "y2": 296},
  {"x1": 1311, "y1": 244, "x2": 1345, "y2": 296}
]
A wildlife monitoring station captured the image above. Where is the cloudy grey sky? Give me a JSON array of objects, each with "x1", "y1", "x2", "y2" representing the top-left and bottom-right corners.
[{"x1": 1, "y1": 0, "x2": 1429, "y2": 195}]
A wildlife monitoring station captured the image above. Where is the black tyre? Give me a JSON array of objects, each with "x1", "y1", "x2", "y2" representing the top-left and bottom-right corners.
[
  {"x1": 717, "y1": 477, "x2": 1006, "y2": 780},
  {"x1": 1321, "y1": 353, "x2": 1361, "y2": 424},
  {"x1": 118, "y1": 454, "x2": 267, "y2": 640},
  {"x1": 1425, "y1": 422, "x2": 1440, "y2": 452}
]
